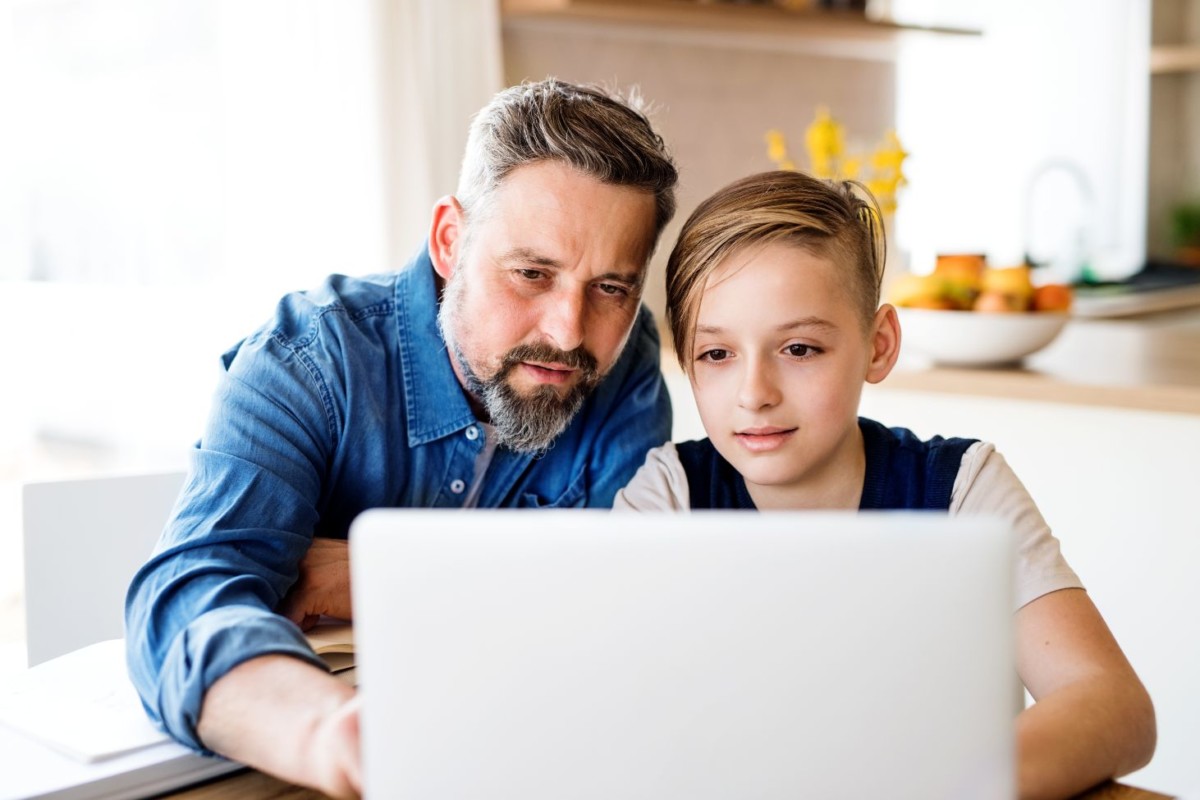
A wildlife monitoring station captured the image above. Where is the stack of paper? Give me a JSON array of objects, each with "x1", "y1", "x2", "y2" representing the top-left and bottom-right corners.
[
  {"x1": 0, "y1": 639, "x2": 240, "y2": 799},
  {"x1": 0, "y1": 625, "x2": 356, "y2": 799}
]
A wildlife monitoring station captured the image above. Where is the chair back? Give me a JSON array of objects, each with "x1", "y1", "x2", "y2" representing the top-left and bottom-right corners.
[{"x1": 21, "y1": 471, "x2": 185, "y2": 666}]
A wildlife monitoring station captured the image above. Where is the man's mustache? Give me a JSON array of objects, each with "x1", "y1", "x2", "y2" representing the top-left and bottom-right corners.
[{"x1": 497, "y1": 342, "x2": 600, "y2": 381}]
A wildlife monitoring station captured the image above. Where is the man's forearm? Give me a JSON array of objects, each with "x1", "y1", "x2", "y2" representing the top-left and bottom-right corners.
[
  {"x1": 1016, "y1": 674, "x2": 1156, "y2": 800},
  {"x1": 198, "y1": 654, "x2": 361, "y2": 798}
]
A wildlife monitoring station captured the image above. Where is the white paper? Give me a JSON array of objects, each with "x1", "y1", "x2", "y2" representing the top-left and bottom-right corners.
[
  {"x1": 0, "y1": 639, "x2": 169, "y2": 763},
  {"x1": 0, "y1": 720, "x2": 238, "y2": 800},
  {"x1": 306, "y1": 620, "x2": 354, "y2": 654}
]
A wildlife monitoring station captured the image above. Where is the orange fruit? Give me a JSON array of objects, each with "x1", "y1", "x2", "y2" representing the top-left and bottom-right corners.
[
  {"x1": 1032, "y1": 284, "x2": 1073, "y2": 312},
  {"x1": 974, "y1": 290, "x2": 1023, "y2": 313}
]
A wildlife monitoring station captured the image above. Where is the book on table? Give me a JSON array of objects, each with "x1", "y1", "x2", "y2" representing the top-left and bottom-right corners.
[{"x1": 0, "y1": 622, "x2": 355, "y2": 800}]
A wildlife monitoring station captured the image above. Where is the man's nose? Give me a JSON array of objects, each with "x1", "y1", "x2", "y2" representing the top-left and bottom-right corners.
[
  {"x1": 540, "y1": 288, "x2": 587, "y2": 354},
  {"x1": 737, "y1": 357, "x2": 781, "y2": 411}
]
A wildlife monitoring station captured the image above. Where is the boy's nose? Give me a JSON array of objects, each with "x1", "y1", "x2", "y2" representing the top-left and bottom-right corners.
[
  {"x1": 539, "y1": 289, "x2": 587, "y2": 354},
  {"x1": 736, "y1": 360, "x2": 782, "y2": 411}
]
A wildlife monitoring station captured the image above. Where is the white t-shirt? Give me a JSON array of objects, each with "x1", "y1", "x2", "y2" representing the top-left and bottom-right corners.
[{"x1": 614, "y1": 440, "x2": 1083, "y2": 610}]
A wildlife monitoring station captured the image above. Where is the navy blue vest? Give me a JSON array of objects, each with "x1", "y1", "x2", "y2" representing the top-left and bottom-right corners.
[{"x1": 676, "y1": 417, "x2": 977, "y2": 511}]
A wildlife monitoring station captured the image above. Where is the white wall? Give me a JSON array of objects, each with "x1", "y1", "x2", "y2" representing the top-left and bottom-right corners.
[
  {"x1": 858, "y1": 388, "x2": 1200, "y2": 797},
  {"x1": 893, "y1": 0, "x2": 1150, "y2": 280}
]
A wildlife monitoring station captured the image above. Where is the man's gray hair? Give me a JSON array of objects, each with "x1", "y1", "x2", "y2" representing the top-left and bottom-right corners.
[{"x1": 456, "y1": 78, "x2": 678, "y2": 244}]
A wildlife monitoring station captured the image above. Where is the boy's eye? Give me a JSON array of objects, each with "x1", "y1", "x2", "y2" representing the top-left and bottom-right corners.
[
  {"x1": 786, "y1": 343, "x2": 818, "y2": 358},
  {"x1": 698, "y1": 348, "x2": 730, "y2": 363}
]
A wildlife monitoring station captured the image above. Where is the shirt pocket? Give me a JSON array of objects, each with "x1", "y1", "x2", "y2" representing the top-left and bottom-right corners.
[{"x1": 519, "y1": 467, "x2": 587, "y2": 509}]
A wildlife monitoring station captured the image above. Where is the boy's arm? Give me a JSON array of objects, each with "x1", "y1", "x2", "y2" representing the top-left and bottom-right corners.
[{"x1": 1015, "y1": 587, "x2": 1156, "y2": 800}]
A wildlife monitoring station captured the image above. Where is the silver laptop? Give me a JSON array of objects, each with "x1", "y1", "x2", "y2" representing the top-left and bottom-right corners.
[{"x1": 350, "y1": 510, "x2": 1015, "y2": 800}]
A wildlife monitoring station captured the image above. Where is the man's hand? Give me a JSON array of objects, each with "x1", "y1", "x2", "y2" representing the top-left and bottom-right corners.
[
  {"x1": 306, "y1": 693, "x2": 363, "y2": 799},
  {"x1": 280, "y1": 537, "x2": 352, "y2": 630},
  {"x1": 198, "y1": 655, "x2": 362, "y2": 798}
]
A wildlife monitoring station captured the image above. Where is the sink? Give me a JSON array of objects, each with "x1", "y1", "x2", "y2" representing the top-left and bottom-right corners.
[{"x1": 1072, "y1": 260, "x2": 1200, "y2": 317}]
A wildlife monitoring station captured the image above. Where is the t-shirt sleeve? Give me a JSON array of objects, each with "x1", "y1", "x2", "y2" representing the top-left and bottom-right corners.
[
  {"x1": 949, "y1": 441, "x2": 1084, "y2": 610},
  {"x1": 612, "y1": 443, "x2": 691, "y2": 511}
]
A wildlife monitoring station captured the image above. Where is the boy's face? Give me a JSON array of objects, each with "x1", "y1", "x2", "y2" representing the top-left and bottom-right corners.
[{"x1": 688, "y1": 242, "x2": 897, "y2": 507}]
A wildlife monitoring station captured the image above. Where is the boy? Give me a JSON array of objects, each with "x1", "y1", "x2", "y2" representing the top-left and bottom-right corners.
[{"x1": 615, "y1": 170, "x2": 1155, "y2": 800}]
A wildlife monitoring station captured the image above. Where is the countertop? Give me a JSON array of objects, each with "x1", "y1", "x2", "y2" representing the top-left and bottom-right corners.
[{"x1": 883, "y1": 306, "x2": 1200, "y2": 415}]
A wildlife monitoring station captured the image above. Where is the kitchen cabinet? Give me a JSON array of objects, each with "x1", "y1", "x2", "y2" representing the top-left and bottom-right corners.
[
  {"x1": 1150, "y1": 43, "x2": 1200, "y2": 72},
  {"x1": 1148, "y1": 0, "x2": 1200, "y2": 259},
  {"x1": 500, "y1": 0, "x2": 978, "y2": 60}
]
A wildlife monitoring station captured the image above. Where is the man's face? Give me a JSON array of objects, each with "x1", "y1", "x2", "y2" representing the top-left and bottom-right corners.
[{"x1": 435, "y1": 160, "x2": 658, "y2": 453}]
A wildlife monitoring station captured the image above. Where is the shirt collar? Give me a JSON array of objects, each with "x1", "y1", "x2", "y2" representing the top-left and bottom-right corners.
[{"x1": 395, "y1": 244, "x2": 480, "y2": 446}]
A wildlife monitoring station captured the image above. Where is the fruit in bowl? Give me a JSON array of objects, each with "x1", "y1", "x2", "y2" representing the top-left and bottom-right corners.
[{"x1": 889, "y1": 263, "x2": 1072, "y2": 366}]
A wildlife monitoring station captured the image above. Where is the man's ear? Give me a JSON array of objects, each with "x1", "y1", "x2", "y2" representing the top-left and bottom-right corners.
[
  {"x1": 428, "y1": 196, "x2": 466, "y2": 282},
  {"x1": 865, "y1": 303, "x2": 901, "y2": 384}
]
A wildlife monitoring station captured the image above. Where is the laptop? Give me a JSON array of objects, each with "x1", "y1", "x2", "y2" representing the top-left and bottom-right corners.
[{"x1": 350, "y1": 509, "x2": 1015, "y2": 800}]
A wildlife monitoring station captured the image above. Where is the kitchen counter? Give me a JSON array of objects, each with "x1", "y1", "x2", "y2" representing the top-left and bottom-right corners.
[{"x1": 884, "y1": 306, "x2": 1200, "y2": 415}]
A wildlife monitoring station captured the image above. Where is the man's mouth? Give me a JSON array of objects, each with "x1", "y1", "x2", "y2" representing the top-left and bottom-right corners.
[
  {"x1": 519, "y1": 361, "x2": 577, "y2": 385},
  {"x1": 734, "y1": 426, "x2": 797, "y2": 453}
]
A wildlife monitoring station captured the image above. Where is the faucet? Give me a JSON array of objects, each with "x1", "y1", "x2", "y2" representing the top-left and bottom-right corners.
[{"x1": 1022, "y1": 159, "x2": 1096, "y2": 283}]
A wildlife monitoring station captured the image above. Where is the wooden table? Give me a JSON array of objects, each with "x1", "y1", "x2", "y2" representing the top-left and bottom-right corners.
[{"x1": 169, "y1": 768, "x2": 1177, "y2": 799}]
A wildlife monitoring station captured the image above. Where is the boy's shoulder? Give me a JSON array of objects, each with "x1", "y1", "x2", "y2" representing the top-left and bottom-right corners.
[{"x1": 858, "y1": 417, "x2": 980, "y2": 511}]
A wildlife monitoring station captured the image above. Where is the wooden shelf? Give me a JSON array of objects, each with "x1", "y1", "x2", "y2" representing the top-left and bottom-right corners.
[
  {"x1": 501, "y1": 0, "x2": 980, "y2": 61},
  {"x1": 1150, "y1": 44, "x2": 1200, "y2": 74}
]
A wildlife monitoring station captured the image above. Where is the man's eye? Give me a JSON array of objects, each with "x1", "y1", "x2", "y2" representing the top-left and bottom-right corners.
[
  {"x1": 596, "y1": 283, "x2": 628, "y2": 297},
  {"x1": 517, "y1": 269, "x2": 545, "y2": 281},
  {"x1": 698, "y1": 349, "x2": 729, "y2": 363}
]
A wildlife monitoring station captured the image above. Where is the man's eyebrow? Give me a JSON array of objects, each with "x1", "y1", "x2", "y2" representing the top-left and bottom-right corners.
[
  {"x1": 499, "y1": 248, "x2": 644, "y2": 287},
  {"x1": 499, "y1": 247, "x2": 561, "y2": 268},
  {"x1": 596, "y1": 269, "x2": 644, "y2": 288}
]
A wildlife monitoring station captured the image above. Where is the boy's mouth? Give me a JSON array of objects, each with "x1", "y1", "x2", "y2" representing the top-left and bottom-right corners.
[{"x1": 734, "y1": 426, "x2": 797, "y2": 452}]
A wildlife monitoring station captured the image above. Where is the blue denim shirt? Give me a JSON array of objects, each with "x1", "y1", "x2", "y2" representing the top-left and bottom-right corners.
[{"x1": 125, "y1": 246, "x2": 671, "y2": 750}]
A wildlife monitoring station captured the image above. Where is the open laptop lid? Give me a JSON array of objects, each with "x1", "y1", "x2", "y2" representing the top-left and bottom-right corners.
[{"x1": 351, "y1": 510, "x2": 1015, "y2": 800}]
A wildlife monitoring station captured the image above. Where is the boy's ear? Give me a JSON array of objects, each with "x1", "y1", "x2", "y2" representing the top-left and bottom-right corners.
[
  {"x1": 865, "y1": 303, "x2": 901, "y2": 384},
  {"x1": 428, "y1": 196, "x2": 466, "y2": 282}
]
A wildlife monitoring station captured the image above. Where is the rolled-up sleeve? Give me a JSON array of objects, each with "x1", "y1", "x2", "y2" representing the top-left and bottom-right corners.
[{"x1": 125, "y1": 325, "x2": 336, "y2": 751}]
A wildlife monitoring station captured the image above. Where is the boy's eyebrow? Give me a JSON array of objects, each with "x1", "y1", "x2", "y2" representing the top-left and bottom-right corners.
[
  {"x1": 498, "y1": 247, "x2": 643, "y2": 287},
  {"x1": 776, "y1": 316, "x2": 838, "y2": 333},
  {"x1": 695, "y1": 316, "x2": 838, "y2": 336}
]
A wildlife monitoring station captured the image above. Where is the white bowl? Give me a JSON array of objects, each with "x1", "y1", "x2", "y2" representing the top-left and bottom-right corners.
[{"x1": 896, "y1": 308, "x2": 1070, "y2": 367}]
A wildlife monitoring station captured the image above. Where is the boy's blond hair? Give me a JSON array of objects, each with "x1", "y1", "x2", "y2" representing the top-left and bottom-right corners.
[{"x1": 666, "y1": 170, "x2": 886, "y2": 374}]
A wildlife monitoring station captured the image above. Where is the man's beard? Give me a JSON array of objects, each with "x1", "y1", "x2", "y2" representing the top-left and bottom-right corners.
[{"x1": 438, "y1": 271, "x2": 602, "y2": 455}]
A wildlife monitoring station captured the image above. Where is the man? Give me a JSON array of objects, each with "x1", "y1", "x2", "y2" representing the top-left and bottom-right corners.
[{"x1": 125, "y1": 79, "x2": 678, "y2": 798}]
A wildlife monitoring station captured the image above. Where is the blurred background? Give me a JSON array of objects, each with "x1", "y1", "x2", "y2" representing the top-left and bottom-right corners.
[{"x1": 1, "y1": 0, "x2": 1195, "y2": 790}]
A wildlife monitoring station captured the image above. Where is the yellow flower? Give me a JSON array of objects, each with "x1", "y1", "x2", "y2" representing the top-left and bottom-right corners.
[
  {"x1": 766, "y1": 108, "x2": 909, "y2": 216},
  {"x1": 804, "y1": 106, "x2": 845, "y2": 169},
  {"x1": 765, "y1": 129, "x2": 789, "y2": 164}
]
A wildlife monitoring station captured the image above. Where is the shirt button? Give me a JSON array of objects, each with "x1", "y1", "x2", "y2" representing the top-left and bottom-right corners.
[
  {"x1": 465, "y1": 426, "x2": 479, "y2": 441},
  {"x1": 450, "y1": 479, "x2": 466, "y2": 494}
]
